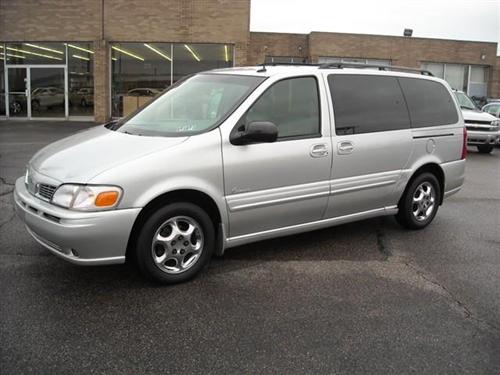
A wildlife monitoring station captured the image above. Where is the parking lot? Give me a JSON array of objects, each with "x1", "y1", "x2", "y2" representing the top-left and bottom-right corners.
[{"x1": 0, "y1": 121, "x2": 499, "y2": 374}]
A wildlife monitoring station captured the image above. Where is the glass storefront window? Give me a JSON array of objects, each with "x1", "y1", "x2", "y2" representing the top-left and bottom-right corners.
[
  {"x1": 421, "y1": 62, "x2": 444, "y2": 78},
  {"x1": 264, "y1": 56, "x2": 307, "y2": 63},
  {"x1": 67, "y1": 43, "x2": 94, "y2": 116},
  {"x1": 469, "y1": 66, "x2": 488, "y2": 98},
  {"x1": 111, "y1": 42, "x2": 172, "y2": 117},
  {"x1": 318, "y1": 57, "x2": 341, "y2": 63},
  {"x1": 421, "y1": 62, "x2": 489, "y2": 98},
  {"x1": 2, "y1": 41, "x2": 94, "y2": 119},
  {"x1": 445, "y1": 64, "x2": 468, "y2": 92},
  {"x1": 111, "y1": 42, "x2": 233, "y2": 117},
  {"x1": 3, "y1": 42, "x2": 66, "y2": 65},
  {"x1": 318, "y1": 57, "x2": 391, "y2": 66},
  {"x1": 172, "y1": 43, "x2": 233, "y2": 84},
  {"x1": 30, "y1": 67, "x2": 65, "y2": 118},
  {"x1": 0, "y1": 51, "x2": 5, "y2": 116}
]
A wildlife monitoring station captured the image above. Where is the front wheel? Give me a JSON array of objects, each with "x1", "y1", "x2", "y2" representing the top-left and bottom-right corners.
[
  {"x1": 135, "y1": 202, "x2": 215, "y2": 284},
  {"x1": 477, "y1": 145, "x2": 493, "y2": 154},
  {"x1": 396, "y1": 172, "x2": 441, "y2": 230}
]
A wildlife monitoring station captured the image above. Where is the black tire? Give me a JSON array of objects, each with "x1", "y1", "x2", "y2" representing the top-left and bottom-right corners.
[
  {"x1": 396, "y1": 172, "x2": 441, "y2": 230},
  {"x1": 477, "y1": 145, "x2": 493, "y2": 154},
  {"x1": 31, "y1": 100, "x2": 40, "y2": 112},
  {"x1": 134, "y1": 202, "x2": 215, "y2": 284}
]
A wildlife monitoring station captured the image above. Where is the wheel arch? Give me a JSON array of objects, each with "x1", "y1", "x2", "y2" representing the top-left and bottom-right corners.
[
  {"x1": 125, "y1": 189, "x2": 223, "y2": 262},
  {"x1": 400, "y1": 163, "x2": 445, "y2": 206}
]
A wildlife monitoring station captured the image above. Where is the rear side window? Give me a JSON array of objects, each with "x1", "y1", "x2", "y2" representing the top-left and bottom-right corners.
[
  {"x1": 328, "y1": 75, "x2": 410, "y2": 135},
  {"x1": 398, "y1": 78, "x2": 458, "y2": 127},
  {"x1": 244, "y1": 76, "x2": 320, "y2": 139}
]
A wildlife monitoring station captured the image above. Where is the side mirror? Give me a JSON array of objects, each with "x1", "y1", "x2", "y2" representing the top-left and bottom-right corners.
[{"x1": 230, "y1": 121, "x2": 278, "y2": 145}]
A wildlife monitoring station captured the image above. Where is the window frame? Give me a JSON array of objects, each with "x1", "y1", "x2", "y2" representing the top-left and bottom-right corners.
[
  {"x1": 234, "y1": 75, "x2": 323, "y2": 143},
  {"x1": 327, "y1": 73, "x2": 412, "y2": 136}
]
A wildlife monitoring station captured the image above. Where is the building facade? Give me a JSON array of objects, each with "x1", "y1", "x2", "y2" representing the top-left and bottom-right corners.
[{"x1": 1, "y1": 0, "x2": 498, "y2": 123}]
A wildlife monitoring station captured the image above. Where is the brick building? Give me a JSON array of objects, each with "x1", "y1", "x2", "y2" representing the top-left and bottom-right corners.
[{"x1": 1, "y1": 0, "x2": 498, "y2": 122}]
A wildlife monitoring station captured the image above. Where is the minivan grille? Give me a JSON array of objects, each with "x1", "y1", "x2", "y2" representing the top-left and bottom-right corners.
[{"x1": 37, "y1": 184, "x2": 57, "y2": 201}]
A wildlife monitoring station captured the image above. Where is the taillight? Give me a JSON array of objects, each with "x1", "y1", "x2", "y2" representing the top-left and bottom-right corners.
[{"x1": 461, "y1": 127, "x2": 467, "y2": 160}]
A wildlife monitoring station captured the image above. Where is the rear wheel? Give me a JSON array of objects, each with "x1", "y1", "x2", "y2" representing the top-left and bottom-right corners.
[
  {"x1": 31, "y1": 100, "x2": 40, "y2": 112},
  {"x1": 477, "y1": 145, "x2": 493, "y2": 154},
  {"x1": 396, "y1": 172, "x2": 441, "y2": 230},
  {"x1": 135, "y1": 202, "x2": 214, "y2": 284}
]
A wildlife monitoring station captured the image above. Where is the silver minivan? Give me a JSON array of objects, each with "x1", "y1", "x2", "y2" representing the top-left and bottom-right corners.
[{"x1": 14, "y1": 64, "x2": 466, "y2": 284}]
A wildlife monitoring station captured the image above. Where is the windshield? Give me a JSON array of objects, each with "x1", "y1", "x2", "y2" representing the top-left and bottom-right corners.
[
  {"x1": 454, "y1": 92, "x2": 477, "y2": 110},
  {"x1": 115, "y1": 74, "x2": 265, "y2": 136}
]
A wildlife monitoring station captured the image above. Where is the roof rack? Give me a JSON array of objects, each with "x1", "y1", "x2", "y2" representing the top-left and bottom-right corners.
[
  {"x1": 257, "y1": 61, "x2": 433, "y2": 76},
  {"x1": 265, "y1": 61, "x2": 319, "y2": 67},
  {"x1": 318, "y1": 62, "x2": 434, "y2": 76}
]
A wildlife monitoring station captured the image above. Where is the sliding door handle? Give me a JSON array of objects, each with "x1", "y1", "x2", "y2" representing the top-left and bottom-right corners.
[{"x1": 337, "y1": 141, "x2": 354, "y2": 154}]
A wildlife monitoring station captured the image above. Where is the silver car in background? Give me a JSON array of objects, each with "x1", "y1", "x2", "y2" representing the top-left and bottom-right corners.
[{"x1": 14, "y1": 64, "x2": 466, "y2": 284}]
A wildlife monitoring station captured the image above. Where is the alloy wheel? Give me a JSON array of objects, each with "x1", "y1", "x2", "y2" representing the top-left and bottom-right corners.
[
  {"x1": 412, "y1": 182, "x2": 436, "y2": 221},
  {"x1": 151, "y1": 216, "x2": 204, "y2": 274}
]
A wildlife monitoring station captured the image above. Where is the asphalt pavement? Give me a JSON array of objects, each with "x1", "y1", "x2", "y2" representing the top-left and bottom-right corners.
[{"x1": 0, "y1": 121, "x2": 499, "y2": 374}]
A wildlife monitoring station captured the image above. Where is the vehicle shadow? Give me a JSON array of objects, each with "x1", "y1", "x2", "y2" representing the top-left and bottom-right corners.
[
  {"x1": 30, "y1": 216, "x2": 402, "y2": 290},
  {"x1": 212, "y1": 216, "x2": 400, "y2": 264}
]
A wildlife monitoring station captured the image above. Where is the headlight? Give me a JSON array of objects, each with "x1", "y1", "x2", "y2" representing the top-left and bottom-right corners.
[
  {"x1": 491, "y1": 120, "x2": 500, "y2": 127},
  {"x1": 51, "y1": 184, "x2": 123, "y2": 211}
]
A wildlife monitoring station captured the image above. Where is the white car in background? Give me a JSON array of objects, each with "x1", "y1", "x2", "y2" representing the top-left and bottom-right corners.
[
  {"x1": 31, "y1": 87, "x2": 65, "y2": 111},
  {"x1": 482, "y1": 102, "x2": 500, "y2": 119},
  {"x1": 454, "y1": 91, "x2": 500, "y2": 154}
]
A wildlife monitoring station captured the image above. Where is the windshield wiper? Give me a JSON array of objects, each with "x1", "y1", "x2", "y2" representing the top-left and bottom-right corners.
[
  {"x1": 460, "y1": 105, "x2": 475, "y2": 110},
  {"x1": 123, "y1": 130, "x2": 142, "y2": 136}
]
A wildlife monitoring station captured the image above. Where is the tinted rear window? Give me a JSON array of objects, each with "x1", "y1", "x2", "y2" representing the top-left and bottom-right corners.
[
  {"x1": 328, "y1": 74, "x2": 410, "y2": 135},
  {"x1": 398, "y1": 78, "x2": 458, "y2": 127}
]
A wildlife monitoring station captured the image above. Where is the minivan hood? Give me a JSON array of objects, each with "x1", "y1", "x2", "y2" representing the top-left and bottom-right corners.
[
  {"x1": 461, "y1": 109, "x2": 497, "y2": 123},
  {"x1": 30, "y1": 126, "x2": 187, "y2": 182}
]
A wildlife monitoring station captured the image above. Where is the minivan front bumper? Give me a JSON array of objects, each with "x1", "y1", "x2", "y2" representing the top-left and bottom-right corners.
[{"x1": 14, "y1": 177, "x2": 141, "y2": 265}]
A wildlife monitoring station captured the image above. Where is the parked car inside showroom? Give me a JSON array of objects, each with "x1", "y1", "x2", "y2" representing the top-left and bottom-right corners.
[
  {"x1": 69, "y1": 87, "x2": 94, "y2": 108},
  {"x1": 14, "y1": 64, "x2": 467, "y2": 284},
  {"x1": 454, "y1": 90, "x2": 500, "y2": 153},
  {"x1": 31, "y1": 87, "x2": 65, "y2": 111}
]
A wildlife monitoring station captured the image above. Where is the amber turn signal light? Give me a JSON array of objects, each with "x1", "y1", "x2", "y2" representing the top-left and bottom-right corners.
[{"x1": 95, "y1": 191, "x2": 120, "y2": 207}]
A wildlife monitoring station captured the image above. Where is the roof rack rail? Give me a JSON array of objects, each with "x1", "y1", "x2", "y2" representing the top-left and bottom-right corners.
[
  {"x1": 264, "y1": 61, "x2": 319, "y2": 67},
  {"x1": 318, "y1": 62, "x2": 434, "y2": 76},
  {"x1": 257, "y1": 61, "x2": 434, "y2": 76}
]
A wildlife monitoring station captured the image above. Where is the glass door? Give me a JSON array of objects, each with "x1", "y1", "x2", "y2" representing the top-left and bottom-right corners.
[
  {"x1": 7, "y1": 67, "x2": 28, "y2": 118},
  {"x1": 30, "y1": 67, "x2": 66, "y2": 118}
]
